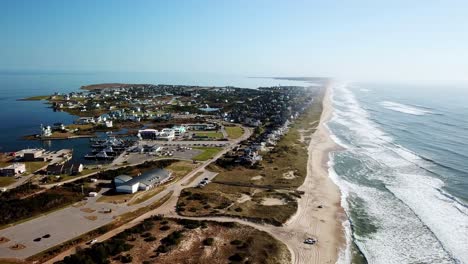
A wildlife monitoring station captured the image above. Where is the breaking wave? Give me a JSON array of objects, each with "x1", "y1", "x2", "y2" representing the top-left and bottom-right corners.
[
  {"x1": 327, "y1": 83, "x2": 468, "y2": 263},
  {"x1": 379, "y1": 101, "x2": 433, "y2": 116}
]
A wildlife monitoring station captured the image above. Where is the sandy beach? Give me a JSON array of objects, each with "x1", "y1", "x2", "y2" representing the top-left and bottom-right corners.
[{"x1": 272, "y1": 82, "x2": 346, "y2": 263}]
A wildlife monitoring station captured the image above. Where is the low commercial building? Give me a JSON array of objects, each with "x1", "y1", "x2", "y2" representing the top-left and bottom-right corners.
[
  {"x1": 114, "y1": 175, "x2": 138, "y2": 193},
  {"x1": 0, "y1": 163, "x2": 26, "y2": 176},
  {"x1": 138, "y1": 129, "x2": 159, "y2": 140},
  {"x1": 113, "y1": 168, "x2": 172, "y2": 194},
  {"x1": 23, "y1": 149, "x2": 44, "y2": 161}
]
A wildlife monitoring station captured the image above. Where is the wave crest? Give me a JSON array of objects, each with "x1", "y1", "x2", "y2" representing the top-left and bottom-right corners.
[{"x1": 379, "y1": 101, "x2": 433, "y2": 116}]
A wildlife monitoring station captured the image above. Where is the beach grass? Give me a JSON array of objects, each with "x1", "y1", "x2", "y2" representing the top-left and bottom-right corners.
[{"x1": 177, "y1": 183, "x2": 299, "y2": 225}]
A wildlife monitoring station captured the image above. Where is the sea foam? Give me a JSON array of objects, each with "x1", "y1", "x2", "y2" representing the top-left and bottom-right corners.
[{"x1": 379, "y1": 101, "x2": 433, "y2": 116}]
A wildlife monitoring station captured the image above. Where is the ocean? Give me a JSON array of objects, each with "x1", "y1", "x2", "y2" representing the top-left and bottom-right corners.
[
  {"x1": 0, "y1": 71, "x2": 309, "y2": 164},
  {"x1": 328, "y1": 82, "x2": 468, "y2": 264}
]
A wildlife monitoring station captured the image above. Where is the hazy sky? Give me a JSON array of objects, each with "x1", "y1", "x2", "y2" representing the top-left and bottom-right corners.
[{"x1": 1, "y1": 0, "x2": 467, "y2": 81}]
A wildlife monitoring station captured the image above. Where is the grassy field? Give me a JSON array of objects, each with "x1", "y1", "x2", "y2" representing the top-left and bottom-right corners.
[
  {"x1": 193, "y1": 131, "x2": 224, "y2": 139},
  {"x1": 20, "y1": 95, "x2": 50, "y2": 101},
  {"x1": 193, "y1": 147, "x2": 223, "y2": 161},
  {"x1": 66, "y1": 124, "x2": 95, "y2": 131},
  {"x1": 225, "y1": 126, "x2": 243, "y2": 139},
  {"x1": 166, "y1": 161, "x2": 198, "y2": 179},
  {"x1": 25, "y1": 161, "x2": 48, "y2": 174},
  {"x1": 0, "y1": 177, "x2": 15, "y2": 187}
]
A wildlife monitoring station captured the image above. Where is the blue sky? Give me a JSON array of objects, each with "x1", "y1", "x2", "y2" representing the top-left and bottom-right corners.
[{"x1": 1, "y1": 0, "x2": 468, "y2": 81}]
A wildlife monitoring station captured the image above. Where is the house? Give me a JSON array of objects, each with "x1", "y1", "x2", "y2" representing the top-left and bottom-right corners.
[
  {"x1": 172, "y1": 126, "x2": 186, "y2": 137},
  {"x1": 46, "y1": 162, "x2": 83, "y2": 175},
  {"x1": 75, "y1": 117, "x2": 95, "y2": 125},
  {"x1": 0, "y1": 163, "x2": 26, "y2": 176},
  {"x1": 157, "y1": 129, "x2": 175, "y2": 141},
  {"x1": 64, "y1": 162, "x2": 84, "y2": 175},
  {"x1": 114, "y1": 169, "x2": 172, "y2": 194},
  {"x1": 41, "y1": 125, "x2": 52, "y2": 137},
  {"x1": 45, "y1": 164, "x2": 64, "y2": 175},
  {"x1": 105, "y1": 120, "x2": 113, "y2": 128}
]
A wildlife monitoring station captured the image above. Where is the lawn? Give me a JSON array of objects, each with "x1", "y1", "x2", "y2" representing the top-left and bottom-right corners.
[
  {"x1": 166, "y1": 161, "x2": 199, "y2": 180},
  {"x1": 193, "y1": 131, "x2": 224, "y2": 139},
  {"x1": 193, "y1": 147, "x2": 223, "y2": 161},
  {"x1": 0, "y1": 176, "x2": 15, "y2": 187},
  {"x1": 225, "y1": 126, "x2": 243, "y2": 139},
  {"x1": 25, "y1": 161, "x2": 48, "y2": 174}
]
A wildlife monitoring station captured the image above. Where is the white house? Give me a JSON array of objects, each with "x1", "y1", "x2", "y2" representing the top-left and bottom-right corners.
[
  {"x1": 0, "y1": 163, "x2": 26, "y2": 176},
  {"x1": 157, "y1": 129, "x2": 175, "y2": 141}
]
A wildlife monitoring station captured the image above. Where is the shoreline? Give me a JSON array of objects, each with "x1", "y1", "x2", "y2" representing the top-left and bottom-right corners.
[{"x1": 286, "y1": 82, "x2": 346, "y2": 263}]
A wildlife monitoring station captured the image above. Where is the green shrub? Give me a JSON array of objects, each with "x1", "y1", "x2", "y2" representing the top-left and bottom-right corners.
[
  {"x1": 144, "y1": 236, "x2": 157, "y2": 242},
  {"x1": 203, "y1": 237, "x2": 214, "y2": 246},
  {"x1": 228, "y1": 253, "x2": 244, "y2": 262},
  {"x1": 230, "y1": 239, "x2": 242, "y2": 245},
  {"x1": 159, "y1": 225, "x2": 170, "y2": 231}
]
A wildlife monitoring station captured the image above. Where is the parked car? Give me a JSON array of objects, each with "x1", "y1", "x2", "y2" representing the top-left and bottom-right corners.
[
  {"x1": 86, "y1": 239, "x2": 98, "y2": 245},
  {"x1": 304, "y1": 238, "x2": 316, "y2": 245}
]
